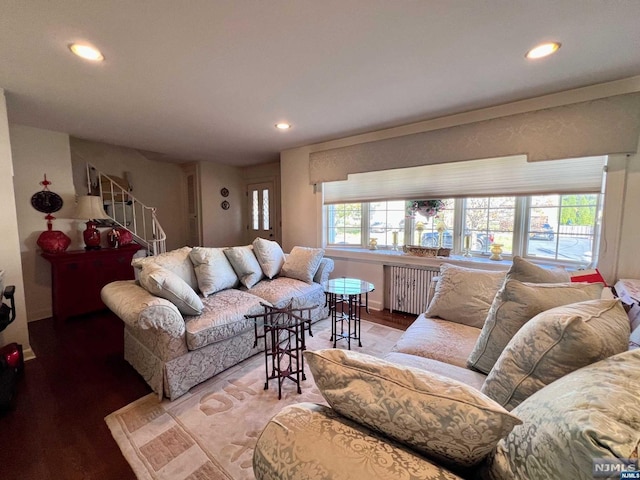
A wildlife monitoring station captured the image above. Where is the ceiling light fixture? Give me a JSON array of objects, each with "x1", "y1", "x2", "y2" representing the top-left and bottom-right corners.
[
  {"x1": 68, "y1": 43, "x2": 104, "y2": 62},
  {"x1": 525, "y1": 42, "x2": 561, "y2": 59},
  {"x1": 275, "y1": 123, "x2": 292, "y2": 130}
]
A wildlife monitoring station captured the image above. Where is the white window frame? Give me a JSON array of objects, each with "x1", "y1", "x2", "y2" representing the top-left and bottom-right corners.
[{"x1": 325, "y1": 193, "x2": 602, "y2": 268}]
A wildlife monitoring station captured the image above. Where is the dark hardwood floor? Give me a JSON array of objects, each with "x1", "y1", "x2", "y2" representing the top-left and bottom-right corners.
[{"x1": 0, "y1": 308, "x2": 413, "y2": 480}]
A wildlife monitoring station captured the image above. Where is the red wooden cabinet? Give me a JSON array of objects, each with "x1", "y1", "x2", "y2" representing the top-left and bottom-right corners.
[{"x1": 42, "y1": 244, "x2": 141, "y2": 322}]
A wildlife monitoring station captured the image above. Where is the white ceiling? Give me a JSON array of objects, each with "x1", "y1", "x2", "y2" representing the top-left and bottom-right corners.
[{"x1": 1, "y1": 1, "x2": 640, "y2": 166}]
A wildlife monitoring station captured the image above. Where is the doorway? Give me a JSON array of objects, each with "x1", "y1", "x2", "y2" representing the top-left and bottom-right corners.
[{"x1": 246, "y1": 181, "x2": 278, "y2": 244}]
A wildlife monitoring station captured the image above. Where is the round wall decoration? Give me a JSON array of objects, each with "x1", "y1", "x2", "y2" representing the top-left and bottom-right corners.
[
  {"x1": 221, "y1": 200, "x2": 230, "y2": 210},
  {"x1": 31, "y1": 174, "x2": 71, "y2": 254},
  {"x1": 220, "y1": 187, "x2": 229, "y2": 197}
]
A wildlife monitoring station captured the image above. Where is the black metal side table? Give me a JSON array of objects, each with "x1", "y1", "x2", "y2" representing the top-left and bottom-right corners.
[
  {"x1": 323, "y1": 277, "x2": 375, "y2": 350},
  {"x1": 247, "y1": 302, "x2": 317, "y2": 399}
]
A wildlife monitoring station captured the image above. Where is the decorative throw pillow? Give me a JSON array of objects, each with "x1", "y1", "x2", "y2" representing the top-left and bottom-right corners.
[
  {"x1": 252, "y1": 237, "x2": 285, "y2": 279},
  {"x1": 467, "y1": 280, "x2": 604, "y2": 374},
  {"x1": 280, "y1": 246, "x2": 324, "y2": 284},
  {"x1": 506, "y1": 256, "x2": 570, "y2": 283},
  {"x1": 305, "y1": 349, "x2": 521, "y2": 469},
  {"x1": 481, "y1": 299, "x2": 630, "y2": 410},
  {"x1": 487, "y1": 349, "x2": 640, "y2": 480},
  {"x1": 188, "y1": 247, "x2": 239, "y2": 296},
  {"x1": 425, "y1": 263, "x2": 506, "y2": 328},
  {"x1": 138, "y1": 264, "x2": 203, "y2": 315},
  {"x1": 131, "y1": 246, "x2": 198, "y2": 291},
  {"x1": 223, "y1": 245, "x2": 265, "y2": 289}
]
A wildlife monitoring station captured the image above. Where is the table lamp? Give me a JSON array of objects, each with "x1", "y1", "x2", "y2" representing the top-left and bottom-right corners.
[{"x1": 74, "y1": 195, "x2": 110, "y2": 250}]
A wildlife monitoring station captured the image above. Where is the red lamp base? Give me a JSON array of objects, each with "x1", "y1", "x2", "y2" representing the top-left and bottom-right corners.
[{"x1": 83, "y1": 221, "x2": 102, "y2": 250}]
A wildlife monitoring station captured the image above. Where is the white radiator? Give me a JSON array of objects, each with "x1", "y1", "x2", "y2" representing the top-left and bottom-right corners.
[{"x1": 390, "y1": 265, "x2": 439, "y2": 315}]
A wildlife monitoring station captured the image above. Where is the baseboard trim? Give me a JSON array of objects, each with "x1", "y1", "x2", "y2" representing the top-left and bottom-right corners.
[{"x1": 23, "y1": 347, "x2": 36, "y2": 361}]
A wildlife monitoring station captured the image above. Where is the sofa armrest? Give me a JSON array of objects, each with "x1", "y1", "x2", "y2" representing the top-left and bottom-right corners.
[
  {"x1": 313, "y1": 257, "x2": 334, "y2": 284},
  {"x1": 254, "y1": 402, "x2": 461, "y2": 480},
  {"x1": 101, "y1": 280, "x2": 189, "y2": 360}
]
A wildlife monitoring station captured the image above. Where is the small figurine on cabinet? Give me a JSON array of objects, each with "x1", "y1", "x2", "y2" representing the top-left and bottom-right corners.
[{"x1": 107, "y1": 228, "x2": 121, "y2": 248}]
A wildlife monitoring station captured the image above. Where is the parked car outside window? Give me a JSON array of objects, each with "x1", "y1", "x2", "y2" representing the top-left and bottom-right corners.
[{"x1": 530, "y1": 223, "x2": 555, "y2": 241}]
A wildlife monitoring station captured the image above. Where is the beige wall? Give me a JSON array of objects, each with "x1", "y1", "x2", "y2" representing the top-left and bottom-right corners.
[
  {"x1": 281, "y1": 149, "x2": 322, "y2": 252},
  {"x1": 0, "y1": 91, "x2": 31, "y2": 357},
  {"x1": 281, "y1": 79, "x2": 640, "y2": 304},
  {"x1": 199, "y1": 161, "x2": 245, "y2": 247},
  {"x1": 10, "y1": 125, "x2": 80, "y2": 321},
  {"x1": 69, "y1": 137, "x2": 188, "y2": 251}
]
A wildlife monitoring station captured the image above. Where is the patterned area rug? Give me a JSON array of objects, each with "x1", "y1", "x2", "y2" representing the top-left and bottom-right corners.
[{"x1": 105, "y1": 318, "x2": 404, "y2": 480}]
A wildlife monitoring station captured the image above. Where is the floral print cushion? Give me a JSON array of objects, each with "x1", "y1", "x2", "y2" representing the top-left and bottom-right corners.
[
  {"x1": 224, "y1": 245, "x2": 265, "y2": 288},
  {"x1": 247, "y1": 277, "x2": 324, "y2": 310},
  {"x1": 132, "y1": 246, "x2": 198, "y2": 291},
  {"x1": 253, "y1": 402, "x2": 463, "y2": 480},
  {"x1": 189, "y1": 246, "x2": 239, "y2": 296},
  {"x1": 506, "y1": 256, "x2": 570, "y2": 283},
  {"x1": 425, "y1": 263, "x2": 505, "y2": 328},
  {"x1": 280, "y1": 246, "x2": 324, "y2": 283},
  {"x1": 482, "y1": 299, "x2": 630, "y2": 410},
  {"x1": 392, "y1": 314, "x2": 481, "y2": 368},
  {"x1": 467, "y1": 280, "x2": 604, "y2": 374},
  {"x1": 486, "y1": 349, "x2": 640, "y2": 480},
  {"x1": 252, "y1": 237, "x2": 285, "y2": 279},
  {"x1": 138, "y1": 264, "x2": 203, "y2": 315},
  {"x1": 305, "y1": 349, "x2": 521, "y2": 469},
  {"x1": 184, "y1": 289, "x2": 268, "y2": 350}
]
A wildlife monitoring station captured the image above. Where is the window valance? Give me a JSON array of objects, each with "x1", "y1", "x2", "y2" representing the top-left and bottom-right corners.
[{"x1": 310, "y1": 92, "x2": 640, "y2": 185}]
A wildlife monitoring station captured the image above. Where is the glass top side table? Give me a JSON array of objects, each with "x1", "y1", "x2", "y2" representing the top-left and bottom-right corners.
[{"x1": 323, "y1": 277, "x2": 375, "y2": 350}]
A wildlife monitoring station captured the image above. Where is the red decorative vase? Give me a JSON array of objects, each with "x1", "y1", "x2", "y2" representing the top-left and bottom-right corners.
[
  {"x1": 37, "y1": 225, "x2": 71, "y2": 253},
  {"x1": 83, "y1": 221, "x2": 102, "y2": 250},
  {"x1": 115, "y1": 228, "x2": 133, "y2": 245}
]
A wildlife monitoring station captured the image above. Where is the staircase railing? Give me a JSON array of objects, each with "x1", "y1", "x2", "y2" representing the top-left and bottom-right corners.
[{"x1": 85, "y1": 163, "x2": 167, "y2": 255}]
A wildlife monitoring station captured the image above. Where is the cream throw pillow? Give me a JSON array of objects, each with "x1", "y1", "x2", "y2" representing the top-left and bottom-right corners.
[
  {"x1": 467, "y1": 280, "x2": 604, "y2": 374},
  {"x1": 224, "y1": 245, "x2": 265, "y2": 289},
  {"x1": 280, "y1": 246, "x2": 324, "y2": 284},
  {"x1": 252, "y1": 237, "x2": 285, "y2": 279},
  {"x1": 482, "y1": 299, "x2": 630, "y2": 410},
  {"x1": 305, "y1": 349, "x2": 521, "y2": 469},
  {"x1": 138, "y1": 264, "x2": 203, "y2": 315},
  {"x1": 189, "y1": 247, "x2": 239, "y2": 296},
  {"x1": 132, "y1": 246, "x2": 198, "y2": 291},
  {"x1": 506, "y1": 256, "x2": 570, "y2": 283},
  {"x1": 487, "y1": 349, "x2": 640, "y2": 480},
  {"x1": 425, "y1": 263, "x2": 506, "y2": 328}
]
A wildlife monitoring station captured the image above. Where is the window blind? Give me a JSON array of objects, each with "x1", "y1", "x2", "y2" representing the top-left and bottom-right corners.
[{"x1": 323, "y1": 155, "x2": 606, "y2": 204}]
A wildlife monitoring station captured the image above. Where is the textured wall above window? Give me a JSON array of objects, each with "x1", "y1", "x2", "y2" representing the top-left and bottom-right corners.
[{"x1": 309, "y1": 93, "x2": 640, "y2": 185}]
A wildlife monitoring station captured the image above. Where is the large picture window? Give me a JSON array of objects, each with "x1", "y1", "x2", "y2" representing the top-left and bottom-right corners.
[
  {"x1": 325, "y1": 193, "x2": 602, "y2": 266},
  {"x1": 323, "y1": 155, "x2": 606, "y2": 266}
]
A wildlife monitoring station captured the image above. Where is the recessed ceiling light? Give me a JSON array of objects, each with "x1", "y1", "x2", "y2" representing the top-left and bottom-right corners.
[
  {"x1": 275, "y1": 123, "x2": 292, "y2": 130},
  {"x1": 69, "y1": 43, "x2": 104, "y2": 62},
  {"x1": 525, "y1": 42, "x2": 561, "y2": 59}
]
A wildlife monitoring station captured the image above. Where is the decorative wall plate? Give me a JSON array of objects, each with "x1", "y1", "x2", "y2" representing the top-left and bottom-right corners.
[
  {"x1": 221, "y1": 200, "x2": 230, "y2": 210},
  {"x1": 220, "y1": 187, "x2": 229, "y2": 197},
  {"x1": 31, "y1": 174, "x2": 64, "y2": 214},
  {"x1": 31, "y1": 190, "x2": 63, "y2": 214}
]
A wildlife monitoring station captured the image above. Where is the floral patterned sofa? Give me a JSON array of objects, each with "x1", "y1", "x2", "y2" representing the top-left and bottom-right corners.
[
  {"x1": 101, "y1": 239, "x2": 333, "y2": 400},
  {"x1": 254, "y1": 258, "x2": 639, "y2": 479}
]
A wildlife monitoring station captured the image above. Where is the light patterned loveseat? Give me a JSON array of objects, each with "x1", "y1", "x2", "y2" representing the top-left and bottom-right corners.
[
  {"x1": 254, "y1": 258, "x2": 639, "y2": 480},
  {"x1": 102, "y1": 239, "x2": 333, "y2": 400}
]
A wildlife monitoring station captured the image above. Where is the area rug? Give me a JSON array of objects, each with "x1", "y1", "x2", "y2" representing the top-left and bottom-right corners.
[{"x1": 105, "y1": 318, "x2": 404, "y2": 480}]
